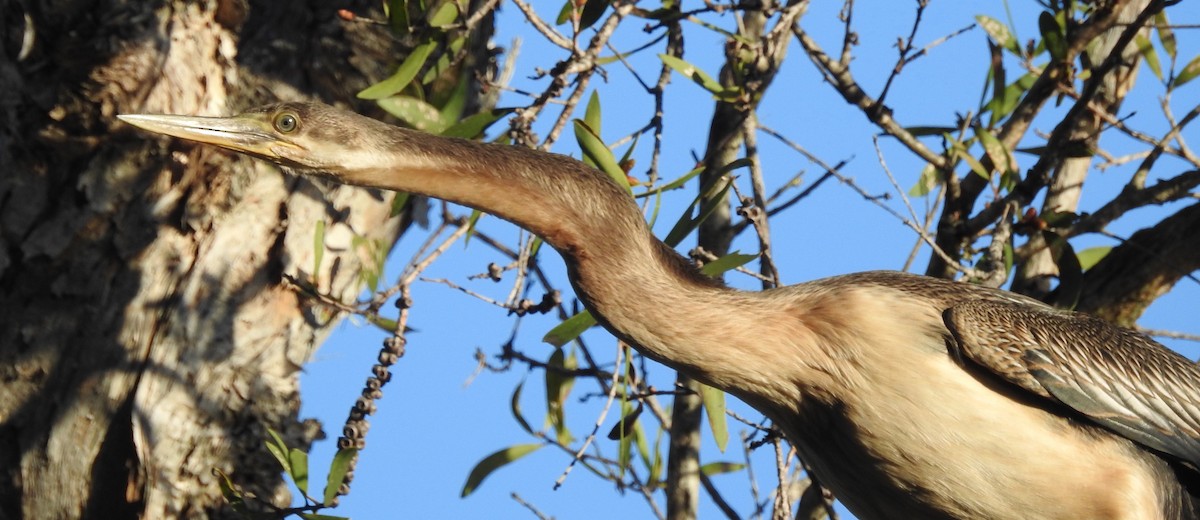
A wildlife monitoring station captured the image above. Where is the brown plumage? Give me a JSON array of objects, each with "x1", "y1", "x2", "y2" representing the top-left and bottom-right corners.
[{"x1": 119, "y1": 102, "x2": 1200, "y2": 519}]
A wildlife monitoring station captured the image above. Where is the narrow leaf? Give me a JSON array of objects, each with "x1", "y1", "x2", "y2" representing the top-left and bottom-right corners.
[
  {"x1": 461, "y1": 444, "x2": 544, "y2": 497},
  {"x1": 664, "y1": 177, "x2": 731, "y2": 247},
  {"x1": 543, "y1": 310, "x2": 598, "y2": 347},
  {"x1": 985, "y1": 72, "x2": 1036, "y2": 121},
  {"x1": 700, "y1": 383, "x2": 729, "y2": 452},
  {"x1": 945, "y1": 134, "x2": 989, "y2": 180},
  {"x1": 1135, "y1": 34, "x2": 1163, "y2": 81},
  {"x1": 584, "y1": 91, "x2": 602, "y2": 134},
  {"x1": 975, "y1": 15, "x2": 1020, "y2": 54},
  {"x1": 214, "y1": 468, "x2": 243, "y2": 503},
  {"x1": 1039, "y1": 11, "x2": 1066, "y2": 61},
  {"x1": 577, "y1": 0, "x2": 610, "y2": 30},
  {"x1": 389, "y1": 192, "x2": 410, "y2": 218},
  {"x1": 367, "y1": 314, "x2": 398, "y2": 333},
  {"x1": 544, "y1": 347, "x2": 575, "y2": 444},
  {"x1": 635, "y1": 166, "x2": 703, "y2": 198},
  {"x1": 323, "y1": 448, "x2": 358, "y2": 505},
  {"x1": 265, "y1": 430, "x2": 290, "y2": 472},
  {"x1": 909, "y1": 163, "x2": 943, "y2": 197},
  {"x1": 377, "y1": 96, "x2": 446, "y2": 133},
  {"x1": 358, "y1": 40, "x2": 437, "y2": 99},
  {"x1": 1173, "y1": 54, "x2": 1200, "y2": 89},
  {"x1": 428, "y1": 1, "x2": 459, "y2": 27},
  {"x1": 1076, "y1": 246, "x2": 1112, "y2": 271},
  {"x1": 440, "y1": 108, "x2": 514, "y2": 139},
  {"x1": 387, "y1": 0, "x2": 411, "y2": 34},
  {"x1": 659, "y1": 54, "x2": 740, "y2": 100},
  {"x1": 975, "y1": 126, "x2": 1014, "y2": 174},
  {"x1": 289, "y1": 448, "x2": 310, "y2": 496},
  {"x1": 555, "y1": 0, "x2": 572, "y2": 25},
  {"x1": 510, "y1": 379, "x2": 534, "y2": 434},
  {"x1": 700, "y1": 462, "x2": 747, "y2": 475},
  {"x1": 1155, "y1": 11, "x2": 1176, "y2": 61},
  {"x1": 574, "y1": 120, "x2": 631, "y2": 192},
  {"x1": 312, "y1": 220, "x2": 325, "y2": 278},
  {"x1": 699, "y1": 252, "x2": 758, "y2": 276}
]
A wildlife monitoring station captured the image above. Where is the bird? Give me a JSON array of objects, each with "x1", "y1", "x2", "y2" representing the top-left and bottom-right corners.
[{"x1": 119, "y1": 102, "x2": 1200, "y2": 519}]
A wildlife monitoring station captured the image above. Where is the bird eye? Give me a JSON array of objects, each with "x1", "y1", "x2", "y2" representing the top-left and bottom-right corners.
[{"x1": 274, "y1": 113, "x2": 299, "y2": 133}]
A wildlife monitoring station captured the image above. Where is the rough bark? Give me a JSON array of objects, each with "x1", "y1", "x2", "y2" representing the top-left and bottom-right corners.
[
  {"x1": 1078, "y1": 201, "x2": 1200, "y2": 327},
  {"x1": 0, "y1": 1, "x2": 436, "y2": 517}
]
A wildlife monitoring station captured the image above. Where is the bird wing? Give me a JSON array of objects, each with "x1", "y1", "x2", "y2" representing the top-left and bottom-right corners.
[{"x1": 944, "y1": 299, "x2": 1200, "y2": 467}]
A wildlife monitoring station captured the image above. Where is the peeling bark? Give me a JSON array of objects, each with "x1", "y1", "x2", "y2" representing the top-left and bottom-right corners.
[{"x1": 0, "y1": 1, "x2": 439, "y2": 517}]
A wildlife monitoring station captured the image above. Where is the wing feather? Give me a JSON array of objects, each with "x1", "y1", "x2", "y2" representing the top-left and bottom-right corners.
[{"x1": 944, "y1": 299, "x2": 1200, "y2": 467}]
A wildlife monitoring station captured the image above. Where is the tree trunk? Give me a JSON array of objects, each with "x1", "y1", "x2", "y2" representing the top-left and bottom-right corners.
[{"x1": 0, "y1": 1, "x2": 439, "y2": 517}]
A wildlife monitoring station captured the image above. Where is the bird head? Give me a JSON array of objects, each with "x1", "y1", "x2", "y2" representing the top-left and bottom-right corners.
[{"x1": 118, "y1": 102, "x2": 374, "y2": 177}]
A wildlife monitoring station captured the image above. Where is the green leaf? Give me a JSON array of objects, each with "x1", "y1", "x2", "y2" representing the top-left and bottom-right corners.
[
  {"x1": 635, "y1": 166, "x2": 703, "y2": 198},
  {"x1": 616, "y1": 411, "x2": 633, "y2": 475},
  {"x1": 579, "y1": 93, "x2": 602, "y2": 170},
  {"x1": 909, "y1": 163, "x2": 943, "y2": 197},
  {"x1": 1155, "y1": 11, "x2": 1176, "y2": 61},
  {"x1": 659, "y1": 54, "x2": 740, "y2": 100},
  {"x1": 312, "y1": 220, "x2": 325, "y2": 278},
  {"x1": 214, "y1": 468, "x2": 243, "y2": 504},
  {"x1": 428, "y1": 1, "x2": 459, "y2": 27},
  {"x1": 1076, "y1": 246, "x2": 1112, "y2": 271},
  {"x1": 1135, "y1": 34, "x2": 1163, "y2": 82},
  {"x1": 387, "y1": 0, "x2": 411, "y2": 34},
  {"x1": 664, "y1": 175, "x2": 732, "y2": 247},
  {"x1": 510, "y1": 379, "x2": 534, "y2": 434},
  {"x1": 543, "y1": 310, "x2": 597, "y2": 347},
  {"x1": 440, "y1": 108, "x2": 514, "y2": 139},
  {"x1": 578, "y1": 0, "x2": 610, "y2": 30},
  {"x1": 389, "y1": 192, "x2": 410, "y2": 218},
  {"x1": 367, "y1": 314, "x2": 398, "y2": 333},
  {"x1": 544, "y1": 347, "x2": 576, "y2": 444},
  {"x1": 584, "y1": 91, "x2": 602, "y2": 137},
  {"x1": 377, "y1": 96, "x2": 446, "y2": 133},
  {"x1": 574, "y1": 119, "x2": 631, "y2": 192},
  {"x1": 1172, "y1": 54, "x2": 1200, "y2": 89},
  {"x1": 265, "y1": 429, "x2": 290, "y2": 472},
  {"x1": 289, "y1": 448, "x2": 310, "y2": 496},
  {"x1": 975, "y1": 126, "x2": 1014, "y2": 175},
  {"x1": 945, "y1": 134, "x2": 989, "y2": 180},
  {"x1": 1039, "y1": 11, "x2": 1066, "y2": 61},
  {"x1": 975, "y1": 15, "x2": 1020, "y2": 54},
  {"x1": 460, "y1": 444, "x2": 544, "y2": 497},
  {"x1": 699, "y1": 252, "x2": 758, "y2": 276},
  {"x1": 555, "y1": 0, "x2": 572, "y2": 25},
  {"x1": 700, "y1": 383, "x2": 728, "y2": 452},
  {"x1": 323, "y1": 448, "x2": 358, "y2": 505},
  {"x1": 358, "y1": 40, "x2": 437, "y2": 100},
  {"x1": 464, "y1": 209, "x2": 483, "y2": 246},
  {"x1": 436, "y1": 71, "x2": 471, "y2": 126},
  {"x1": 700, "y1": 461, "x2": 746, "y2": 475},
  {"x1": 985, "y1": 72, "x2": 1037, "y2": 123}
]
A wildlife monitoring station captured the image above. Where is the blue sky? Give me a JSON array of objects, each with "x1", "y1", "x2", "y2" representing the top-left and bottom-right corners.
[{"x1": 297, "y1": 2, "x2": 1199, "y2": 518}]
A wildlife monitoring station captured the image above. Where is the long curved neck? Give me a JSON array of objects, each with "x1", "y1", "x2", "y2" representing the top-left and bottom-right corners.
[{"x1": 330, "y1": 122, "x2": 795, "y2": 400}]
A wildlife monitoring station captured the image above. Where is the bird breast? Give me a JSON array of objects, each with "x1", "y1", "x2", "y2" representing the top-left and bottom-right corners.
[{"x1": 766, "y1": 285, "x2": 1165, "y2": 520}]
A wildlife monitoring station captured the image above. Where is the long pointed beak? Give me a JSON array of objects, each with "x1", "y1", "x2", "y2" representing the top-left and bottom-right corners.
[{"x1": 116, "y1": 113, "x2": 284, "y2": 159}]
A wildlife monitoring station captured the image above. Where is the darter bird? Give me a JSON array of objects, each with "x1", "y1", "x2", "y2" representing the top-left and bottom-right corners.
[{"x1": 120, "y1": 102, "x2": 1200, "y2": 520}]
